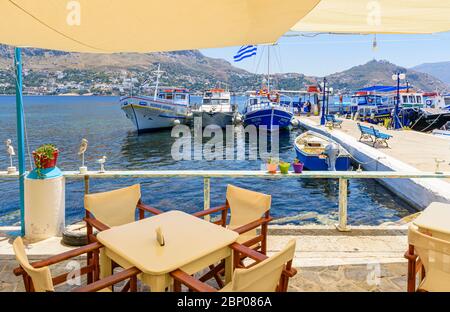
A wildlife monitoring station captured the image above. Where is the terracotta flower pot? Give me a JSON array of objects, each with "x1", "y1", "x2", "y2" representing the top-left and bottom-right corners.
[
  {"x1": 267, "y1": 163, "x2": 278, "y2": 174},
  {"x1": 293, "y1": 162, "x2": 304, "y2": 174},
  {"x1": 33, "y1": 150, "x2": 59, "y2": 169}
]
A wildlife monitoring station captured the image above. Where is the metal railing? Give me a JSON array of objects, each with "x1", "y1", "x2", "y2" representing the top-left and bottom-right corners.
[{"x1": 1, "y1": 170, "x2": 449, "y2": 232}]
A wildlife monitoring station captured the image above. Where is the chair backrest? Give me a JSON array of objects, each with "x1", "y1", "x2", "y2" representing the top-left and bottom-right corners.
[
  {"x1": 84, "y1": 184, "x2": 141, "y2": 227},
  {"x1": 229, "y1": 239, "x2": 296, "y2": 292},
  {"x1": 13, "y1": 237, "x2": 54, "y2": 292},
  {"x1": 408, "y1": 225, "x2": 450, "y2": 291},
  {"x1": 226, "y1": 184, "x2": 271, "y2": 235}
]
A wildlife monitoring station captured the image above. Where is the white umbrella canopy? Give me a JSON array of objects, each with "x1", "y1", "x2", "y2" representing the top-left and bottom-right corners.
[
  {"x1": 0, "y1": 0, "x2": 320, "y2": 53},
  {"x1": 291, "y1": 0, "x2": 450, "y2": 34}
]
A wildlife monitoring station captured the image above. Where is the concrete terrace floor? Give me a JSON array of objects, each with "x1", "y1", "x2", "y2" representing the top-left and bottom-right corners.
[
  {"x1": 296, "y1": 115, "x2": 450, "y2": 174},
  {"x1": 0, "y1": 227, "x2": 409, "y2": 292}
]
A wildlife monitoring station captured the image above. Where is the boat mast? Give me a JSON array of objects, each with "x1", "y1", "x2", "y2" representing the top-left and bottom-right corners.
[{"x1": 153, "y1": 64, "x2": 164, "y2": 100}]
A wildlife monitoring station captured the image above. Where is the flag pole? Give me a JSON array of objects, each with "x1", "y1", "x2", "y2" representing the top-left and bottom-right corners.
[{"x1": 14, "y1": 47, "x2": 26, "y2": 236}]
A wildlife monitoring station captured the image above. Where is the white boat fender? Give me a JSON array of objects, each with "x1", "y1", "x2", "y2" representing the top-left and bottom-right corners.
[
  {"x1": 233, "y1": 114, "x2": 243, "y2": 124},
  {"x1": 324, "y1": 143, "x2": 340, "y2": 171},
  {"x1": 173, "y1": 119, "x2": 181, "y2": 125},
  {"x1": 290, "y1": 118, "x2": 299, "y2": 127}
]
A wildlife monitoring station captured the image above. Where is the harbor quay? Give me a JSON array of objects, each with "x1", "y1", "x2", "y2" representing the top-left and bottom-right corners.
[{"x1": 296, "y1": 115, "x2": 450, "y2": 210}]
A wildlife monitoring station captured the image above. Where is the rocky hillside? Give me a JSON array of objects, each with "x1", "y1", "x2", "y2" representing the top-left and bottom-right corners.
[
  {"x1": 412, "y1": 61, "x2": 450, "y2": 85},
  {"x1": 0, "y1": 45, "x2": 447, "y2": 94},
  {"x1": 327, "y1": 60, "x2": 448, "y2": 93}
]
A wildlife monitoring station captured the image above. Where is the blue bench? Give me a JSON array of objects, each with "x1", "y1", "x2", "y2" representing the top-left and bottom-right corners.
[
  {"x1": 325, "y1": 114, "x2": 343, "y2": 128},
  {"x1": 357, "y1": 123, "x2": 392, "y2": 147}
]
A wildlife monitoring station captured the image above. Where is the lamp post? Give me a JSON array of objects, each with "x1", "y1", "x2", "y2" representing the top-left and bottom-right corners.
[
  {"x1": 326, "y1": 87, "x2": 333, "y2": 115},
  {"x1": 392, "y1": 72, "x2": 406, "y2": 130},
  {"x1": 320, "y1": 77, "x2": 327, "y2": 125}
]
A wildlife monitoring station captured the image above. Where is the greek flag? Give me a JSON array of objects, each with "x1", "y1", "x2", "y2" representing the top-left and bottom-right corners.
[{"x1": 233, "y1": 45, "x2": 257, "y2": 62}]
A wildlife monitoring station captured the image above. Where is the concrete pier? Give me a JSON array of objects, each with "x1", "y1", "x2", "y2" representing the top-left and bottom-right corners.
[{"x1": 295, "y1": 115, "x2": 450, "y2": 209}]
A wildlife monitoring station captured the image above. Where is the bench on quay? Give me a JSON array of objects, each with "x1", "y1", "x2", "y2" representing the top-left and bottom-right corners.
[
  {"x1": 357, "y1": 123, "x2": 392, "y2": 147},
  {"x1": 325, "y1": 114, "x2": 343, "y2": 128}
]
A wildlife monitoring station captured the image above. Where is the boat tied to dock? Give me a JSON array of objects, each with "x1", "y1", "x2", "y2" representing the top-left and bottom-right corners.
[{"x1": 294, "y1": 131, "x2": 352, "y2": 171}]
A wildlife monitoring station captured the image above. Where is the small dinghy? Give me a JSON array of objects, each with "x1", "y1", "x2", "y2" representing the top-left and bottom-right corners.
[{"x1": 294, "y1": 131, "x2": 351, "y2": 171}]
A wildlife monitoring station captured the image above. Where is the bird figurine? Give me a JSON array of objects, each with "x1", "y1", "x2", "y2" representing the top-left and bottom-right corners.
[
  {"x1": 78, "y1": 138, "x2": 88, "y2": 173},
  {"x1": 96, "y1": 156, "x2": 107, "y2": 173},
  {"x1": 5, "y1": 139, "x2": 16, "y2": 174}
]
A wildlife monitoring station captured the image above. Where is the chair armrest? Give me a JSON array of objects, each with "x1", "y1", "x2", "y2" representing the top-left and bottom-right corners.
[
  {"x1": 170, "y1": 269, "x2": 217, "y2": 292},
  {"x1": 404, "y1": 250, "x2": 418, "y2": 261},
  {"x1": 230, "y1": 243, "x2": 268, "y2": 263},
  {"x1": 192, "y1": 205, "x2": 228, "y2": 218},
  {"x1": 137, "y1": 202, "x2": 162, "y2": 215},
  {"x1": 232, "y1": 217, "x2": 273, "y2": 236},
  {"x1": 283, "y1": 267, "x2": 297, "y2": 278},
  {"x1": 13, "y1": 242, "x2": 103, "y2": 276},
  {"x1": 72, "y1": 267, "x2": 141, "y2": 292},
  {"x1": 84, "y1": 217, "x2": 110, "y2": 232}
]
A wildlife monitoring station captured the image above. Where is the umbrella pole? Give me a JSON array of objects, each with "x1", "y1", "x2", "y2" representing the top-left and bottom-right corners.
[{"x1": 14, "y1": 47, "x2": 26, "y2": 236}]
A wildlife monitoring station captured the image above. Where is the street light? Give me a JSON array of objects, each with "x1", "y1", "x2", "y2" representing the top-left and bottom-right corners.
[
  {"x1": 320, "y1": 77, "x2": 327, "y2": 125},
  {"x1": 392, "y1": 72, "x2": 406, "y2": 130}
]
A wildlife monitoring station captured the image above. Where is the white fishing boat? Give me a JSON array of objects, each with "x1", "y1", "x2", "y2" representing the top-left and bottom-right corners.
[
  {"x1": 120, "y1": 65, "x2": 191, "y2": 132},
  {"x1": 192, "y1": 88, "x2": 240, "y2": 128}
]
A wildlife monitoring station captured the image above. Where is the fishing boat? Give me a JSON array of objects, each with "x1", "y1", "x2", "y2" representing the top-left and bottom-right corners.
[
  {"x1": 243, "y1": 89, "x2": 294, "y2": 131},
  {"x1": 294, "y1": 131, "x2": 351, "y2": 171},
  {"x1": 350, "y1": 90, "x2": 393, "y2": 122},
  {"x1": 192, "y1": 88, "x2": 240, "y2": 128},
  {"x1": 243, "y1": 45, "x2": 294, "y2": 131},
  {"x1": 393, "y1": 92, "x2": 450, "y2": 132},
  {"x1": 120, "y1": 65, "x2": 191, "y2": 132}
]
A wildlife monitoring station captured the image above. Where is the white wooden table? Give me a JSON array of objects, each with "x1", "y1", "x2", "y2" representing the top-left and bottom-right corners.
[
  {"x1": 413, "y1": 202, "x2": 450, "y2": 241},
  {"x1": 97, "y1": 210, "x2": 239, "y2": 291}
]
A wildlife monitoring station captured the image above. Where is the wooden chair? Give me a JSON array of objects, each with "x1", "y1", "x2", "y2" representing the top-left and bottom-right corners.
[
  {"x1": 405, "y1": 225, "x2": 450, "y2": 292},
  {"x1": 12, "y1": 237, "x2": 140, "y2": 292},
  {"x1": 171, "y1": 239, "x2": 297, "y2": 292},
  {"x1": 192, "y1": 184, "x2": 272, "y2": 286},
  {"x1": 84, "y1": 184, "x2": 161, "y2": 282}
]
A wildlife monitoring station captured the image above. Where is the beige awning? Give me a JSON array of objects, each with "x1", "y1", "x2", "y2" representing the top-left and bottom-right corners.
[
  {"x1": 0, "y1": 0, "x2": 320, "y2": 53},
  {"x1": 291, "y1": 0, "x2": 450, "y2": 34}
]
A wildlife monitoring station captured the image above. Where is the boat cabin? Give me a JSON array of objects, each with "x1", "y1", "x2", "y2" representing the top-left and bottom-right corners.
[
  {"x1": 202, "y1": 88, "x2": 231, "y2": 106},
  {"x1": 388, "y1": 92, "x2": 423, "y2": 108},
  {"x1": 157, "y1": 88, "x2": 190, "y2": 104}
]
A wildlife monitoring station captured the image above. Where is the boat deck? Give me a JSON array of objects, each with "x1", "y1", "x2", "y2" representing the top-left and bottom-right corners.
[{"x1": 296, "y1": 115, "x2": 450, "y2": 176}]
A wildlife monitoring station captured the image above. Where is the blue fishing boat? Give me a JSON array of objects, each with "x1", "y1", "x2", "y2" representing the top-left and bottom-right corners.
[
  {"x1": 294, "y1": 131, "x2": 351, "y2": 171},
  {"x1": 243, "y1": 89, "x2": 294, "y2": 131}
]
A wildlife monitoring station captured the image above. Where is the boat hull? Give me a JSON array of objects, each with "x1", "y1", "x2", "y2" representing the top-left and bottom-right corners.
[
  {"x1": 120, "y1": 96, "x2": 189, "y2": 132},
  {"x1": 192, "y1": 111, "x2": 234, "y2": 128},
  {"x1": 244, "y1": 108, "x2": 292, "y2": 131},
  {"x1": 405, "y1": 109, "x2": 450, "y2": 132},
  {"x1": 294, "y1": 144, "x2": 351, "y2": 171}
]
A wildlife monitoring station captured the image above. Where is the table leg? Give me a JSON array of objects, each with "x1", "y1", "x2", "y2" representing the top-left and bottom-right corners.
[
  {"x1": 224, "y1": 253, "x2": 233, "y2": 284},
  {"x1": 99, "y1": 248, "x2": 112, "y2": 279}
]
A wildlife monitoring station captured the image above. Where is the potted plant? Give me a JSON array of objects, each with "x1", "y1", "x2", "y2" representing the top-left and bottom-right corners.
[
  {"x1": 279, "y1": 161, "x2": 290, "y2": 174},
  {"x1": 33, "y1": 144, "x2": 59, "y2": 176},
  {"x1": 266, "y1": 157, "x2": 278, "y2": 174},
  {"x1": 292, "y1": 158, "x2": 304, "y2": 174}
]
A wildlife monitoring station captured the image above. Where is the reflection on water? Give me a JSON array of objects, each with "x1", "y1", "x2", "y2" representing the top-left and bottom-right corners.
[{"x1": 0, "y1": 96, "x2": 415, "y2": 226}]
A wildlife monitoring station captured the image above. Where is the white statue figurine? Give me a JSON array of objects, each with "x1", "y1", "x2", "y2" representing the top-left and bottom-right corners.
[
  {"x1": 97, "y1": 156, "x2": 107, "y2": 173},
  {"x1": 78, "y1": 138, "x2": 88, "y2": 174},
  {"x1": 5, "y1": 139, "x2": 16, "y2": 174}
]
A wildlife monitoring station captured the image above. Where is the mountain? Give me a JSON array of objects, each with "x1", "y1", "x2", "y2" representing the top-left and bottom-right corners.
[
  {"x1": 327, "y1": 60, "x2": 449, "y2": 93},
  {"x1": 412, "y1": 61, "x2": 450, "y2": 85},
  {"x1": 0, "y1": 45, "x2": 447, "y2": 95}
]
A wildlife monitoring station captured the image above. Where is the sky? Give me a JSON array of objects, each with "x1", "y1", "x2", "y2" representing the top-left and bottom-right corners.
[{"x1": 200, "y1": 32, "x2": 450, "y2": 77}]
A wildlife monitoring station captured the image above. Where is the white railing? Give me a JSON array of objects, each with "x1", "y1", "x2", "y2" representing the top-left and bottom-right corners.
[{"x1": 1, "y1": 170, "x2": 449, "y2": 232}]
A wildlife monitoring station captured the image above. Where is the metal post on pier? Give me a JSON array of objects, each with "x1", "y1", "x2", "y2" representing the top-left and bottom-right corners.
[
  {"x1": 336, "y1": 178, "x2": 350, "y2": 232},
  {"x1": 14, "y1": 47, "x2": 26, "y2": 236},
  {"x1": 203, "y1": 177, "x2": 210, "y2": 221}
]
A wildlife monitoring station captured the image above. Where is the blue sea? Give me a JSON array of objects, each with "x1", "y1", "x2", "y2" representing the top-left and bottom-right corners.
[{"x1": 0, "y1": 96, "x2": 414, "y2": 227}]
